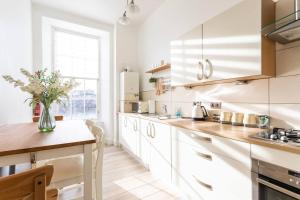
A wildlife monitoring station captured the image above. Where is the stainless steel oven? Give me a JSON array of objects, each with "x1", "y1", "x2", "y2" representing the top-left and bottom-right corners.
[{"x1": 252, "y1": 159, "x2": 300, "y2": 200}]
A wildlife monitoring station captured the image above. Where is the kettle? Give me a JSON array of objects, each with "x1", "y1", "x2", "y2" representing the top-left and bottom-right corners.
[{"x1": 192, "y1": 102, "x2": 208, "y2": 121}]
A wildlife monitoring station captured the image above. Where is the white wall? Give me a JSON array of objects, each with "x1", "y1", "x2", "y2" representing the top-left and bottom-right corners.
[
  {"x1": 137, "y1": 0, "x2": 243, "y2": 91},
  {"x1": 114, "y1": 24, "x2": 139, "y2": 144},
  {"x1": 115, "y1": 24, "x2": 139, "y2": 112},
  {"x1": 0, "y1": 0, "x2": 32, "y2": 124}
]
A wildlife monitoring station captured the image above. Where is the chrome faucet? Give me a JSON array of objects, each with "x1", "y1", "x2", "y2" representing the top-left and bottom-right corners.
[{"x1": 162, "y1": 104, "x2": 168, "y2": 115}]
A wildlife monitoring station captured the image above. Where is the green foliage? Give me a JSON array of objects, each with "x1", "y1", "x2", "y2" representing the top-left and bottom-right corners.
[
  {"x1": 2, "y1": 68, "x2": 78, "y2": 108},
  {"x1": 149, "y1": 77, "x2": 157, "y2": 83}
]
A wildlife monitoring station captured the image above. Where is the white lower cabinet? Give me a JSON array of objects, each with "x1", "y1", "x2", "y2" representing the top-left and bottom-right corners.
[
  {"x1": 139, "y1": 119, "x2": 151, "y2": 167},
  {"x1": 119, "y1": 115, "x2": 252, "y2": 200},
  {"x1": 119, "y1": 115, "x2": 138, "y2": 156},
  {"x1": 148, "y1": 121, "x2": 172, "y2": 184},
  {"x1": 211, "y1": 154, "x2": 252, "y2": 200},
  {"x1": 119, "y1": 115, "x2": 172, "y2": 185},
  {"x1": 172, "y1": 127, "x2": 252, "y2": 200}
]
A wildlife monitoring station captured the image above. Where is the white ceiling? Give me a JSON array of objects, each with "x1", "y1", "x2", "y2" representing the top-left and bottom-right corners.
[{"x1": 32, "y1": 0, "x2": 165, "y2": 25}]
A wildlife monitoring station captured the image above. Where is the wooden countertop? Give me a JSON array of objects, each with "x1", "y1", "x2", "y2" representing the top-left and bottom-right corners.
[
  {"x1": 0, "y1": 120, "x2": 96, "y2": 156},
  {"x1": 119, "y1": 113, "x2": 300, "y2": 154}
]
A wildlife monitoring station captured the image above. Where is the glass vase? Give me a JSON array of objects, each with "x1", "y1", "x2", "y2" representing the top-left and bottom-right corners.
[{"x1": 38, "y1": 105, "x2": 56, "y2": 133}]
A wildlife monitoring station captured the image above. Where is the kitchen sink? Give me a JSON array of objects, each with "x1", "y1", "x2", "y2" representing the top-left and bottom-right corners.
[{"x1": 140, "y1": 114, "x2": 177, "y2": 120}]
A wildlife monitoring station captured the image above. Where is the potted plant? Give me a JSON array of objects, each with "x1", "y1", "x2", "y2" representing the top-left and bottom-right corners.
[
  {"x1": 3, "y1": 68, "x2": 78, "y2": 133},
  {"x1": 149, "y1": 77, "x2": 157, "y2": 88}
]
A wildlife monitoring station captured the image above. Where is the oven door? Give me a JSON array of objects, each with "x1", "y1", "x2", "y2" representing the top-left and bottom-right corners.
[{"x1": 257, "y1": 176, "x2": 300, "y2": 200}]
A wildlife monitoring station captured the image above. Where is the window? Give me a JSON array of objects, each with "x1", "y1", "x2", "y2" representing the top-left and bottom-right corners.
[{"x1": 53, "y1": 29, "x2": 100, "y2": 119}]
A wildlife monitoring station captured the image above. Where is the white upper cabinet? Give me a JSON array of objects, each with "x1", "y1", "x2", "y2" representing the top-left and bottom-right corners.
[
  {"x1": 203, "y1": 0, "x2": 262, "y2": 81},
  {"x1": 171, "y1": 0, "x2": 276, "y2": 87},
  {"x1": 171, "y1": 25, "x2": 203, "y2": 86}
]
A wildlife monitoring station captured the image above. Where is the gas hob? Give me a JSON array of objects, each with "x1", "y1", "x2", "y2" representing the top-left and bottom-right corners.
[{"x1": 251, "y1": 128, "x2": 300, "y2": 147}]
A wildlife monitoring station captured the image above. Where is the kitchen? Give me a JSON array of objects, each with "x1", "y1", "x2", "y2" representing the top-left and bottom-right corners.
[
  {"x1": 0, "y1": 0, "x2": 300, "y2": 199},
  {"x1": 118, "y1": 0, "x2": 300, "y2": 199}
]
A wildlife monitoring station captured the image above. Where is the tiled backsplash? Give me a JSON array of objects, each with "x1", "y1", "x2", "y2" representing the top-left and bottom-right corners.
[{"x1": 141, "y1": 42, "x2": 300, "y2": 129}]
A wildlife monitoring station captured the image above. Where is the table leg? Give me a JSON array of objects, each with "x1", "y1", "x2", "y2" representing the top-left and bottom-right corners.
[{"x1": 84, "y1": 144, "x2": 93, "y2": 200}]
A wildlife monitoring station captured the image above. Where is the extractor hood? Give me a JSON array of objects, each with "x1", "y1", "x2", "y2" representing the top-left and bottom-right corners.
[{"x1": 262, "y1": 0, "x2": 300, "y2": 44}]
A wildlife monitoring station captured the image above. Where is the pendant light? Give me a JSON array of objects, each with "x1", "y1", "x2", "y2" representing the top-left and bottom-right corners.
[
  {"x1": 118, "y1": 11, "x2": 130, "y2": 25},
  {"x1": 127, "y1": 0, "x2": 140, "y2": 14}
]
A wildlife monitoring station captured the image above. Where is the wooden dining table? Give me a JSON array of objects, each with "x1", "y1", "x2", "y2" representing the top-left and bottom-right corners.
[{"x1": 0, "y1": 120, "x2": 96, "y2": 200}]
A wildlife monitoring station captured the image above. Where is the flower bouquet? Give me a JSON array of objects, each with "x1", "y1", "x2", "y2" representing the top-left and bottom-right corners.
[{"x1": 3, "y1": 68, "x2": 78, "y2": 132}]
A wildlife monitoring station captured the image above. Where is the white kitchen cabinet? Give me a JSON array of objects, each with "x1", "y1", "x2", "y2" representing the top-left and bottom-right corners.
[
  {"x1": 172, "y1": 136, "x2": 214, "y2": 200},
  {"x1": 119, "y1": 115, "x2": 172, "y2": 185},
  {"x1": 211, "y1": 154, "x2": 252, "y2": 200},
  {"x1": 138, "y1": 119, "x2": 152, "y2": 167},
  {"x1": 171, "y1": 25, "x2": 203, "y2": 86},
  {"x1": 119, "y1": 115, "x2": 138, "y2": 156},
  {"x1": 172, "y1": 127, "x2": 252, "y2": 200},
  {"x1": 148, "y1": 121, "x2": 172, "y2": 184},
  {"x1": 203, "y1": 0, "x2": 262, "y2": 81},
  {"x1": 171, "y1": 0, "x2": 275, "y2": 87}
]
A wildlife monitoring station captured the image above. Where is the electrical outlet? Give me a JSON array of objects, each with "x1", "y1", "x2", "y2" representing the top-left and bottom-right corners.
[{"x1": 210, "y1": 102, "x2": 222, "y2": 109}]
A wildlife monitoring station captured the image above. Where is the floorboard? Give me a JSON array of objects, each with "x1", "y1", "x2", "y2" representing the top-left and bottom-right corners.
[{"x1": 59, "y1": 146, "x2": 182, "y2": 200}]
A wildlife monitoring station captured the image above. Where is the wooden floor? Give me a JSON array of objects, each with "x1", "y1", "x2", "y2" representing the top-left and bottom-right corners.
[
  {"x1": 59, "y1": 146, "x2": 182, "y2": 200},
  {"x1": 102, "y1": 146, "x2": 181, "y2": 200}
]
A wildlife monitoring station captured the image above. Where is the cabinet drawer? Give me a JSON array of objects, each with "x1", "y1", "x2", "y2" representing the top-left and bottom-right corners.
[
  {"x1": 173, "y1": 127, "x2": 251, "y2": 168},
  {"x1": 211, "y1": 154, "x2": 252, "y2": 200},
  {"x1": 173, "y1": 140, "x2": 213, "y2": 185},
  {"x1": 173, "y1": 170, "x2": 214, "y2": 200}
]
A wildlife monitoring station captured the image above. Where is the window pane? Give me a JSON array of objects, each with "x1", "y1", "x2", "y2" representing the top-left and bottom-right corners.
[
  {"x1": 54, "y1": 30, "x2": 99, "y2": 79},
  {"x1": 56, "y1": 79, "x2": 98, "y2": 120},
  {"x1": 53, "y1": 30, "x2": 99, "y2": 120},
  {"x1": 71, "y1": 79, "x2": 84, "y2": 119},
  {"x1": 85, "y1": 80, "x2": 97, "y2": 119}
]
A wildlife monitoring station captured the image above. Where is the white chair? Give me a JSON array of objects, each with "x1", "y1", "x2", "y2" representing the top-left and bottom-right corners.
[
  {"x1": 38, "y1": 122, "x2": 104, "y2": 200},
  {"x1": 85, "y1": 119, "x2": 96, "y2": 131}
]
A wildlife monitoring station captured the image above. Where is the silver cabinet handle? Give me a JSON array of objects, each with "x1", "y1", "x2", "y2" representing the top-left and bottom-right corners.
[
  {"x1": 124, "y1": 117, "x2": 127, "y2": 127},
  {"x1": 147, "y1": 122, "x2": 151, "y2": 137},
  {"x1": 133, "y1": 119, "x2": 138, "y2": 131},
  {"x1": 197, "y1": 61, "x2": 204, "y2": 80},
  {"x1": 257, "y1": 178, "x2": 300, "y2": 199},
  {"x1": 190, "y1": 133, "x2": 212, "y2": 143},
  {"x1": 151, "y1": 123, "x2": 156, "y2": 138},
  {"x1": 194, "y1": 150, "x2": 212, "y2": 161},
  {"x1": 193, "y1": 176, "x2": 213, "y2": 191},
  {"x1": 204, "y1": 59, "x2": 213, "y2": 79}
]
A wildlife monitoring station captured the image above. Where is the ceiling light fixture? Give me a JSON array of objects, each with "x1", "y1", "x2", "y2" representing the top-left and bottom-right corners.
[
  {"x1": 127, "y1": 0, "x2": 140, "y2": 14},
  {"x1": 118, "y1": 11, "x2": 131, "y2": 26},
  {"x1": 118, "y1": 0, "x2": 140, "y2": 26}
]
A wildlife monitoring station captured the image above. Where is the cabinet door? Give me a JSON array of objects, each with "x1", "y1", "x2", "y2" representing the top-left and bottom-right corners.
[
  {"x1": 138, "y1": 119, "x2": 152, "y2": 167},
  {"x1": 128, "y1": 117, "x2": 139, "y2": 156},
  {"x1": 203, "y1": 0, "x2": 261, "y2": 81},
  {"x1": 120, "y1": 116, "x2": 137, "y2": 155},
  {"x1": 119, "y1": 114, "x2": 128, "y2": 144},
  {"x1": 149, "y1": 122, "x2": 172, "y2": 184},
  {"x1": 211, "y1": 154, "x2": 252, "y2": 200},
  {"x1": 171, "y1": 25, "x2": 203, "y2": 86}
]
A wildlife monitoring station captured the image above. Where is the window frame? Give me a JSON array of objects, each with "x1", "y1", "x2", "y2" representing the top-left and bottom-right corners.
[{"x1": 51, "y1": 26, "x2": 101, "y2": 119}]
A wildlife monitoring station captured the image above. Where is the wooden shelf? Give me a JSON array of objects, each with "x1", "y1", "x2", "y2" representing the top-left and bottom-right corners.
[{"x1": 146, "y1": 64, "x2": 171, "y2": 74}]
